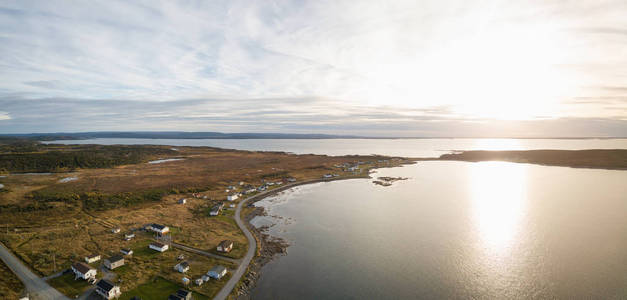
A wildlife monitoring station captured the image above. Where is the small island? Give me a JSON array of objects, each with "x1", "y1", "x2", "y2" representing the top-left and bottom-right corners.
[{"x1": 373, "y1": 176, "x2": 408, "y2": 186}]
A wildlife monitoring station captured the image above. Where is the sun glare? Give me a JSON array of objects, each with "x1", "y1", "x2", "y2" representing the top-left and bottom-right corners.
[
  {"x1": 469, "y1": 162, "x2": 528, "y2": 253},
  {"x1": 369, "y1": 22, "x2": 572, "y2": 121}
]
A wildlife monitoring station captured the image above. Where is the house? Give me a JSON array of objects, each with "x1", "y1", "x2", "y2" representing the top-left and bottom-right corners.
[
  {"x1": 229, "y1": 204, "x2": 235, "y2": 208},
  {"x1": 149, "y1": 242, "x2": 169, "y2": 252},
  {"x1": 111, "y1": 227, "x2": 121, "y2": 233},
  {"x1": 124, "y1": 233, "x2": 135, "y2": 241},
  {"x1": 174, "y1": 261, "x2": 189, "y2": 273},
  {"x1": 146, "y1": 223, "x2": 169, "y2": 235},
  {"x1": 216, "y1": 240, "x2": 234, "y2": 253},
  {"x1": 227, "y1": 194, "x2": 238, "y2": 201},
  {"x1": 323, "y1": 174, "x2": 333, "y2": 178},
  {"x1": 178, "y1": 198, "x2": 187, "y2": 204},
  {"x1": 71, "y1": 262, "x2": 97, "y2": 281},
  {"x1": 85, "y1": 254, "x2": 101, "y2": 264},
  {"x1": 207, "y1": 265, "x2": 227, "y2": 279},
  {"x1": 104, "y1": 255, "x2": 125, "y2": 270},
  {"x1": 95, "y1": 279, "x2": 121, "y2": 299},
  {"x1": 245, "y1": 188, "x2": 256, "y2": 194},
  {"x1": 195, "y1": 278, "x2": 204, "y2": 286},
  {"x1": 287, "y1": 177, "x2": 296, "y2": 182},
  {"x1": 120, "y1": 248, "x2": 133, "y2": 256},
  {"x1": 201, "y1": 275, "x2": 210, "y2": 282}
]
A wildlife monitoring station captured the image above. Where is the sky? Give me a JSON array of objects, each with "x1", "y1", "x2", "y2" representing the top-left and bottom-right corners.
[{"x1": 1, "y1": 0, "x2": 626, "y2": 137}]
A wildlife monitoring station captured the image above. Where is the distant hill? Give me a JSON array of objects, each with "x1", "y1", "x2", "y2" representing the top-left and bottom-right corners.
[{"x1": 0, "y1": 131, "x2": 363, "y2": 140}]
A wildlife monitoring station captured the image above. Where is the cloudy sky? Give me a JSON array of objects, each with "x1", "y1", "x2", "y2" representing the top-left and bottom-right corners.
[{"x1": 1, "y1": 0, "x2": 626, "y2": 137}]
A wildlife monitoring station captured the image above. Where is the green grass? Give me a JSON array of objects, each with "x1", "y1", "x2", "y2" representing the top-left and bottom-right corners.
[
  {"x1": 47, "y1": 272, "x2": 92, "y2": 298},
  {"x1": 131, "y1": 239, "x2": 162, "y2": 259},
  {"x1": 121, "y1": 276, "x2": 209, "y2": 300}
]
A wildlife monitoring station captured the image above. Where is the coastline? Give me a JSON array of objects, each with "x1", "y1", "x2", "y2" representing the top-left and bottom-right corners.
[{"x1": 230, "y1": 171, "x2": 409, "y2": 299}]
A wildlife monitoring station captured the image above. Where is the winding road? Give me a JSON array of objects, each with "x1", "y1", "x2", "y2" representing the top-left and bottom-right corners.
[
  {"x1": 0, "y1": 242, "x2": 69, "y2": 300},
  {"x1": 212, "y1": 178, "x2": 351, "y2": 300}
]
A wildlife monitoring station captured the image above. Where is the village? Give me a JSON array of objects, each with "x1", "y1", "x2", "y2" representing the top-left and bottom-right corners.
[{"x1": 0, "y1": 144, "x2": 407, "y2": 299}]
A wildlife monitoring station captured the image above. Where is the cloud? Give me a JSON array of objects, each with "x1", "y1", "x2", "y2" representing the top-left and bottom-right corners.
[{"x1": 0, "y1": 1, "x2": 626, "y2": 135}]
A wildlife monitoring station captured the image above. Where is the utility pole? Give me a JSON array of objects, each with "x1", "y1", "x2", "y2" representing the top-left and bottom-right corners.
[{"x1": 53, "y1": 252, "x2": 56, "y2": 273}]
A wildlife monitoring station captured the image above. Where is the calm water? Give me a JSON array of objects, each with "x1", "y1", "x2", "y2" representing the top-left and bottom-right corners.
[
  {"x1": 251, "y1": 162, "x2": 627, "y2": 299},
  {"x1": 45, "y1": 138, "x2": 627, "y2": 157}
]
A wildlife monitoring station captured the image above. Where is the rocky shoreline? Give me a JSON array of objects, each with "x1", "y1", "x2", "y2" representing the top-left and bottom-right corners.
[{"x1": 235, "y1": 204, "x2": 290, "y2": 299}]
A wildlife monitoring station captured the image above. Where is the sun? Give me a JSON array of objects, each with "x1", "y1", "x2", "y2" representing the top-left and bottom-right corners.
[{"x1": 366, "y1": 22, "x2": 573, "y2": 121}]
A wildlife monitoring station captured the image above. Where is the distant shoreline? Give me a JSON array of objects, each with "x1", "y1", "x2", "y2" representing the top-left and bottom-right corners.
[
  {"x1": 428, "y1": 149, "x2": 627, "y2": 171},
  {"x1": 2, "y1": 131, "x2": 627, "y2": 141}
]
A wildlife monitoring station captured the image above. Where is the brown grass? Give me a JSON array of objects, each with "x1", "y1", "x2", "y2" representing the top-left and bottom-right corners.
[
  {"x1": 0, "y1": 259, "x2": 24, "y2": 299},
  {"x1": 0, "y1": 146, "x2": 406, "y2": 296}
]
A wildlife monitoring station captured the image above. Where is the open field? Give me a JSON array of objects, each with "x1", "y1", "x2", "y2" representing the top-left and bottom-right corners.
[
  {"x1": 436, "y1": 149, "x2": 627, "y2": 170},
  {"x1": 48, "y1": 272, "x2": 92, "y2": 298},
  {"x1": 0, "y1": 259, "x2": 24, "y2": 299},
  {"x1": 0, "y1": 142, "x2": 407, "y2": 297}
]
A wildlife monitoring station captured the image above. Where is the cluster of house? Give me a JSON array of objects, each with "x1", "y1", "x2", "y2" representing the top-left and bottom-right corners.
[
  {"x1": 69, "y1": 254, "x2": 123, "y2": 299},
  {"x1": 170, "y1": 240, "x2": 232, "y2": 287},
  {"x1": 189, "y1": 265, "x2": 228, "y2": 287}
]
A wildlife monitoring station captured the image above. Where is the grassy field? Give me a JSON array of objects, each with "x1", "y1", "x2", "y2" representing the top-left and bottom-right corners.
[
  {"x1": 121, "y1": 276, "x2": 209, "y2": 300},
  {"x1": 0, "y1": 259, "x2": 24, "y2": 299},
  {"x1": 47, "y1": 272, "x2": 92, "y2": 298},
  {"x1": 0, "y1": 144, "x2": 406, "y2": 296}
]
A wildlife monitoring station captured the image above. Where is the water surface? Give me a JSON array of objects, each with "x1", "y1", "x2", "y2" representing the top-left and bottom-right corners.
[
  {"x1": 251, "y1": 161, "x2": 627, "y2": 299},
  {"x1": 45, "y1": 138, "x2": 627, "y2": 157}
]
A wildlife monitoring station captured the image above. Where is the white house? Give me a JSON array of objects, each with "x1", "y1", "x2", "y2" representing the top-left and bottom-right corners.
[
  {"x1": 147, "y1": 223, "x2": 170, "y2": 235},
  {"x1": 201, "y1": 275, "x2": 210, "y2": 282},
  {"x1": 124, "y1": 233, "x2": 135, "y2": 241},
  {"x1": 227, "y1": 194, "x2": 238, "y2": 201},
  {"x1": 120, "y1": 248, "x2": 133, "y2": 256},
  {"x1": 71, "y1": 262, "x2": 97, "y2": 281},
  {"x1": 207, "y1": 265, "x2": 227, "y2": 279},
  {"x1": 178, "y1": 198, "x2": 187, "y2": 204},
  {"x1": 84, "y1": 254, "x2": 100, "y2": 264},
  {"x1": 95, "y1": 279, "x2": 121, "y2": 300},
  {"x1": 111, "y1": 227, "x2": 120, "y2": 233},
  {"x1": 149, "y1": 242, "x2": 169, "y2": 252},
  {"x1": 195, "y1": 278, "x2": 204, "y2": 286},
  {"x1": 174, "y1": 261, "x2": 189, "y2": 273}
]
